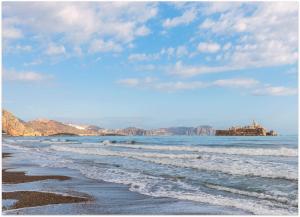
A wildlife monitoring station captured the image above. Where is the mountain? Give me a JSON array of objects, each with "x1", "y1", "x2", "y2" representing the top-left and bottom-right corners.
[
  {"x1": 2, "y1": 110, "x2": 41, "y2": 136},
  {"x1": 145, "y1": 126, "x2": 215, "y2": 136},
  {"x1": 26, "y1": 119, "x2": 91, "y2": 136},
  {"x1": 2, "y1": 110, "x2": 215, "y2": 136},
  {"x1": 116, "y1": 127, "x2": 147, "y2": 136}
]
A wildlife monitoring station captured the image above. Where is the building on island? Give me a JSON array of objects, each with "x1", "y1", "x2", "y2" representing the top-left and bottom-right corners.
[{"x1": 215, "y1": 121, "x2": 277, "y2": 136}]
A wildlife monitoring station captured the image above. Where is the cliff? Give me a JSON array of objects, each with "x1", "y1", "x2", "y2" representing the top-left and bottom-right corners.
[
  {"x1": 144, "y1": 126, "x2": 215, "y2": 136},
  {"x1": 2, "y1": 110, "x2": 41, "y2": 136},
  {"x1": 2, "y1": 110, "x2": 97, "y2": 136}
]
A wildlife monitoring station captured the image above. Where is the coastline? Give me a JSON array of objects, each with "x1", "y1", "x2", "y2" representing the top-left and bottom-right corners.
[
  {"x1": 2, "y1": 153, "x2": 91, "y2": 211},
  {"x1": 2, "y1": 145, "x2": 249, "y2": 215}
]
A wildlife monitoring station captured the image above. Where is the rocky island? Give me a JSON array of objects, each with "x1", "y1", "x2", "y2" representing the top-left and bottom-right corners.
[{"x1": 215, "y1": 121, "x2": 277, "y2": 136}]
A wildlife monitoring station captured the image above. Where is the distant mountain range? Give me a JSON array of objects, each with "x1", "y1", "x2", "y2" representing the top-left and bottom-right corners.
[{"x1": 2, "y1": 110, "x2": 215, "y2": 136}]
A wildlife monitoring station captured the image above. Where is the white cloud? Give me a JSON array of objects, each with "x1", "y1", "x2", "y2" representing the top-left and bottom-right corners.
[
  {"x1": 252, "y1": 86, "x2": 297, "y2": 96},
  {"x1": 129, "y1": 45, "x2": 190, "y2": 62},
  {"x1": 3, "y1": 69, "x2": 52, "y2": 82},
  {"x1": 213, "y1": 78, "x2": 259, "y2": 88},
  {"x1": 199, "y1": 2, "x2": 298, "y2": 69},
  {"x1": 89, "y1": 39, "x2": 122, "y2": 53},
  {"x1": 45, "y1": 44, "x2": 66, "y2": 55},
  {"x1": 176, "y1": 46, "x2": 189, "y2": 57},
  {"x1": 24, "y1": 59, "x2": 43, "y2": 67},
  {"x1": 15, "y1": 44, "x2": 32, "y2": 52},
  {"x1": 285, "y1": 67, "x2": 298, "y2": 75},
  {"x1": 117, "y1": 77, "x2": 156, "y2": 87},
  {"x1": 202, "y1": 2, "x2": 242, "y2": 15},
  {"x1": 169, "y1": 61, "x2": 235, "y2": 77},
  {"x1": 117, "y1": 75, "x2": 296, "y2": 96},
  {"x1": 155, "y1": 81, "x2": 207, "y2": 91},
  {"x1": 3, "y1": 27, "x2": 23, "y2": 40},
  {"x1": 163, "y1": 9, "x2": 197, "y2": 28},
  {"x1": 5, "y1": 44, "x2": 32, "y2": 53},
  {"x1": 3, "y1": 2, "x2": 158, "y2": 55},
  {"x1": 117, "y1": 76, "x2": 261, "y2": 92},
  {"x1": 128, "y1": 53, "x2": 159, "y2": 61},
  {"x1": 134, "y1": 64, "x2": 156, "y2": 72},
  {"x1": 160, "y1": 47, "x2": 176, "y2": 57},
  {"x1": 2, "y1": 18, "x2": 23, "y2": 40},
  {"x1": 223, "y1": 43, "x2": 232, "y2": 51},
  {"x1": 135, "y1": 25, "x2": 151, "y2": 36},
  {"x1": 117, "y1": 78, "x2": 140, "y2": 87},
  {"x1": 197, "y1": 42, "x2": 221, "y2": 53}
]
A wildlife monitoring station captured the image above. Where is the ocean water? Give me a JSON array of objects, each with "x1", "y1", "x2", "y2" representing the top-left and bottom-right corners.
[{"x1": 3, "y1": 135, "x2": 298, "y2": 215}]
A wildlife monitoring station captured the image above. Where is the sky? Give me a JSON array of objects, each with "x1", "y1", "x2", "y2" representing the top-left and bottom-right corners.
[{"x1": 2, "y1": 2, "x2": 298, "y2": 134}]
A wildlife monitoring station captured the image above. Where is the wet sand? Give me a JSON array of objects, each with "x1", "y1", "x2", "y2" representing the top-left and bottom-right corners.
[
  {"x1": 3, "y1": 191, "x2": 89, "y2": 209},
  {"x1": 3, "y1": 153, "x2": 11, "y2": 158},
  {"x1": 2, "y1": 148, "x2": 248, "y2": 215},
  {"x1": 2, "y1": 169, "x2": 70, "y2": 184},
  {"x1": 2, "y1": 152, "x2": 91, "y2": 210}
]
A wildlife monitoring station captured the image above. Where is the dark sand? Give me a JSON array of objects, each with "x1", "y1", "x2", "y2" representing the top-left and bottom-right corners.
[
  {"x1": 2, "y1": 152, "x2": 91, "y2": 210},
  {"x1": 2, "y1": 169, "x2": 70, "y2": 184},
  {"x1": 3, "y1": 191, "x2": 89, "y2": 209},
  {"x1": 2, "y1": 153, "x2": 11, "y2": 158}
]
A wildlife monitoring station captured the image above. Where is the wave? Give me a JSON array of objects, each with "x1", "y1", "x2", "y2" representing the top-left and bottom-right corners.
[
  {"x1": 97, "y1": 141, "x2": 298, "y2": 157},
  {"x1": 50, "y1": 145, "x2": 298, "y2": 181},
  {"x1": 78, "y1": 166, "x2": 295, "y2": 215},
  {"x1": 204, "y1": 183, "x2": 297, "y2": 207},
  {"x1": 50, "y1": 145, "x2": 199, "y2": 159},
  {"x1": 3, "y1": 143, "x2": 296, "y2": 215},
  {"x1": 42, "y1": 140, "x2": 81, "y2": 144}
]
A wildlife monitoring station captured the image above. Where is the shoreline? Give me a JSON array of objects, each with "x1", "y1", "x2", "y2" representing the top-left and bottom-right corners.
[
  {"x1": 2, "y1": 169, "x2": 70, "y2": 184},
  {"x1": 2, "y1": 147, "x2": 248, "y2": 215},
  {"x1": 2, "y1": 152, "x2": 91, "y2": 211}
]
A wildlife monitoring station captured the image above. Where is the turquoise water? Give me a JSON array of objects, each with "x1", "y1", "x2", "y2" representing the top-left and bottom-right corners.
[{"x1": 3, "y1": 136, "x2": 298, "y2": 214}]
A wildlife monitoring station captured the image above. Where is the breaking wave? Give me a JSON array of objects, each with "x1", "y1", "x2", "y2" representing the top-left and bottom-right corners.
[
  {"x1": 50, "y1": 145, "x2": 298, "y2": 181},
  {"x1": 96, "y1": 141, "x2": 298, "y2": 157}
]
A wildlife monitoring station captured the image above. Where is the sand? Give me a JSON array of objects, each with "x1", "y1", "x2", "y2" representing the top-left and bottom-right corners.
[
  {"x1": 2, "y1": 169, "x2": 70, "y2": 184},
  {"x1": 3, "y1": 191, "x2": 89, "y2": 209},
  {"x1": 2, "y1": 152, "x2": 91, "y2": 210}
]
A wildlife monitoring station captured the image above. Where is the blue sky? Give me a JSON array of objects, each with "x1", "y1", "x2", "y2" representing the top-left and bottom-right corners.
[{"x1": 2, "y1": 2, "x2": 298, "y2": 134}]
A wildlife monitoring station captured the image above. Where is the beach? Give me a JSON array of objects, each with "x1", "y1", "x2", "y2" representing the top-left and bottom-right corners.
[
  {"x1": 2, "y1": 136, "x2": 298, "y2": 215},
  {"x1": 3, "y1": 146, "x2": 247, "y2": 215}
]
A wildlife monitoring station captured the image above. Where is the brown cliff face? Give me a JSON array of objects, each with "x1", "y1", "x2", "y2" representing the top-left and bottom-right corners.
[
  {"x1": 2, "y1": 110, "x2": 41, "y2": 136},
  {"x1": 2, "y1": 110, "x2": 94, "y2": 136},
  {"x1": 26, "y1": 119, "x2": 89, "y2": 136}
]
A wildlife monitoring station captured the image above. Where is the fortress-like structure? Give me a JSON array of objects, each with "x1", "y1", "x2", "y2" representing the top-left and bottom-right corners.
[{"x1": 216, "y1": 121, "x2": 277, "y2": 136}]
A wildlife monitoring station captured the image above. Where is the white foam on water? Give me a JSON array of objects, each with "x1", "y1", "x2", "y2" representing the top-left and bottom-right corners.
[
  {"x1": 50, "y1": 145, "x2": 201, "y2": 159},
  {"x1": 42, "y1": 140, "x2": 81, "y2": 144},
  {"x1": 98, "y1": 141, "x2": 298, "y2": 157},
  {"x1": 204, "y1": 183, "x2": 297, "y2": 207},
  {"x1": 4, "y1": 140, "x2": 297, "y2": 215},
  {"x1": 40, "y1": 160, "x2": 298, "y2": 215},
  {"x1": 50, "y1": 145, "x2": 298, "y2": 181}
]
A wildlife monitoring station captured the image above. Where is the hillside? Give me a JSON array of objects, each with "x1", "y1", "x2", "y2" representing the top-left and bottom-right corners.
[
  {"x1": 2, "y1": 110, "x2": 41, "y2": 136},
  {"x1": 26, "y1": 119, "x2": 90, "y2": 136}
]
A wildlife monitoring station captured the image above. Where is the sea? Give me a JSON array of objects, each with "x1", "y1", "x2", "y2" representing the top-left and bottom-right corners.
[{"x1": 2, "y1": 135, "x2": 298, "y2": 215}]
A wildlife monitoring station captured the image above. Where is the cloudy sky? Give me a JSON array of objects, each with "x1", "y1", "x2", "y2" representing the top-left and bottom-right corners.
[{"x1": 2, "y1": 2, "x2": 298, "y2": 133}]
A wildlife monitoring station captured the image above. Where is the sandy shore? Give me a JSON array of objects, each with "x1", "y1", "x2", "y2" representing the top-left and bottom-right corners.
[
  {"x1": 2, "y1": 147, "x2": 248, "y2": 214},
  {"x1": 3, "y1": 191, "x2": 89, "y2": 209},
  {"x1": 2, "y1": 169, "x2": 70, "y2": 184},
  {"x1": 2, "y1": 152, "x2": 91, "y2": 210}
]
